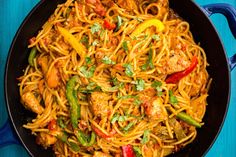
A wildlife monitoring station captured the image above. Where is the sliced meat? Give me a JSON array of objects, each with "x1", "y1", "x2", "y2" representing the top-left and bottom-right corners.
[
  {"x1": 142, "y1": 97, "x2": 167, "y2": 120},
  {"x1": 89, "y1": 91, "x2": 110, "y2": 117},
  {"x1": 21, "y1": 92, "x2": 44, "y2": 114}
]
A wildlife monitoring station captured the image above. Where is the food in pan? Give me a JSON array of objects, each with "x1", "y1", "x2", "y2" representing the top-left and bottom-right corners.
[{"x1": 18, "y1": 0, "x2": 211, "y2": 156}]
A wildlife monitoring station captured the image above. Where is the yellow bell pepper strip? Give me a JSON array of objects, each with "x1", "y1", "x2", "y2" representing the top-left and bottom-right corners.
[
  {"x1": 130, "y1": 19, "x2": 165, "y2": 38},
  {"x1": 58, "y1": 26, "x2": 85, "y2": 60}
]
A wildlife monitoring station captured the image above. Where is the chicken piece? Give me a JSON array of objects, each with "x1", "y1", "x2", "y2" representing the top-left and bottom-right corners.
[
  {"x1": 38, "y1": 79, "x2": 45, "y2": 96},
  {"x1": 46, "y1": 66, "x2": 60, "y2": 88},
  {"x1": 142, "y1": 97, "x2": 167, "y2": 120},
  {"x1": 117, "y1": 0, "x2": 138, "y2": 11},
  {"x1": 36, "y1": 132, "x2": 57, "y2": 148},
  {"x1": 86, "y1": 0, "x2": 106, "y2": 16},
  {"x1": 138, "y1": 88, "x2": 156, "y2": 102},
  {"x1": 93, "y1": 151, "x2": 111, "y2": 157},
  {"x1": 21, "y1": 92, "x2": 44, "y2": 114},
  {"x1": 89, "y1": 92, "x2": 110, "y2": 117},
  {"x1": 189, "y1": 94, "x2": 207, "y2": 120},
  {"x1": 161, "y1": 52, "x2": 190, "y2": 75},
  {"x1": 38, "y1": 55, "x2": 49, "y2": 74}
]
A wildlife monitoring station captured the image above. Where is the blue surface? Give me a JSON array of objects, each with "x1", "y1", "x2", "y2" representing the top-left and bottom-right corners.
[{"x1": 0, "y1": 0, "x2": 235, "y2": 156}]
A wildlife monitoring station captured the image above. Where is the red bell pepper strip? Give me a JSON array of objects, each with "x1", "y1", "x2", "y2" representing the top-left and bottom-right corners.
[
  {"x1": 103, "y1": 20, "x2": 116, "y2": 30},
  {"x1": 48, "y1": 119, "x2": 57, "y2": 131},
  {"x1": 122, "y1": 145, "x2": 135, "y2": 157},
  {"x1": 166, "y1": 56, "x2": 198, "y2": 84},
  {"x1": 91, "y1": 125, "x2": 116, "y2": 138}
]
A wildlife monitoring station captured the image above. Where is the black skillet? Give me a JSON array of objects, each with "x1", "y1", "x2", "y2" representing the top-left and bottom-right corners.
[{"x1": 1, "y1": 0, "x2": 236, "y2": 156}]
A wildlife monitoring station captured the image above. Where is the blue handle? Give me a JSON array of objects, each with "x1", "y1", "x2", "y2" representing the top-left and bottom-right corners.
[
  {"x1": 0, "y1": 120, "x2": 20, "y2": 147},
  {"x1": 202, "y1": 3, "x2": 236, "y2": 71},
  {"x1": 202, "y1": 3, "x2": 236, "y2": 39}
]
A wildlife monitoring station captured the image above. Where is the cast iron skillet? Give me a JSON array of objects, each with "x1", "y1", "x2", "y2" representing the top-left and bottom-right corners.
[{"x1": 1, "y1": 0, "x2": 236, "y2": 156}]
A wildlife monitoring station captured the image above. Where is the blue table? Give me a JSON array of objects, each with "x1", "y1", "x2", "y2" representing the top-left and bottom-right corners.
[{"x1": 0, "y1": 0, "x2": 235, "y2": 156}]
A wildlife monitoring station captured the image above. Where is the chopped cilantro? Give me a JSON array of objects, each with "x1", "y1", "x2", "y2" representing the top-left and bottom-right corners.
[
  {"x1": 80, "y1": 36, "x2": 89, "y2": 48},
  {"x1": 102, "y1": 56, "x2": 116, "y2": 65},
  {"x1": 141, "y1": 48, "x2": 154, "y2": 71},
  {"x1": 152, "y1": 34, "x2": 160, "y2": 41},
  {"x1": 78, "y1": 82, "x2": 101, "y2": 93},
  {"x1": 91, "y1": 23, "x2": 101, "y2": 34},
  {"x1": 85, "y1": 57, "x2": 92, "y2": 64},
  {"x1": 123, "y1": 122, "x2": 135, "y2": 131},
  {"x1": 68, "y1": 141, "x2": 80, "y2": 152},
  {"x1": 134, "y1": 79, "x2": 145, "y2": 91},
  {"x1": 79, "y1": 65, "x2": 96, "y2": 78},
  {"x1": 111, "y1": 114, "x2": 129, "y2": 124},
  {"x1": 57, "y1": 117, "x2": 66, "y2": 129},
  {"x1": 111, "y1": 113, "x2": 119, "y2": 124},
  {"x1": 151, "y1": 81, "x2": 163, "y2": 96},
  {"x1": 134, "y1": 98, "x2": 142, "y2": 106},
  {"x1": 119, "y1": 115, "x2": 129, "y2": 122},
  {"x1": 119, "y1": 95, "x2": 135, "y2": 100},
  {"x1": 169, "y1": 90, "x2": 178, "y2": 105},
  {"x1": 115, "y1": 15, "x2": 123, "y2": 32},
  {"x1": 141, "y1": 130, "x2": 150, "y2": 144},
  {"x1": 123, "y1": 63, "x2": 134, "y2": 77},
  {"x1": 99, "y1": 29, "x2": 105, "y2": 38},
  {"x1": 135, "y1": 17, "x2": 144, "y2": 22},
  {"x1": 92, "y1": 40, "x2": 99, "y2": 46},
  {"x1": 57, "y1": 132, "x2": 68, "y2": 143},
  {"x1": 122, "y1": 41, "x2": 128, "y2": 52},
  {"x1": 133, "y1": 146, "x2": 142, "y2": 157}
]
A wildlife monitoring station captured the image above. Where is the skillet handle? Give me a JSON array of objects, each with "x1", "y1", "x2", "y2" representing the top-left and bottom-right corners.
[
  {"x1": 0, "y1": 119, "x2": 20, "y2": 147},
  {"x1": 202, "y1": 3, "x2": 236, "y2": 39},
  {"x1": 202, "y1": 3, "x2": 236, "y2": 71}
]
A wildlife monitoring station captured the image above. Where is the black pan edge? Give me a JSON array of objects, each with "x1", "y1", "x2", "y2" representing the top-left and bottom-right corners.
[
  {"x1": 178, "y1": 0, "x2": 231, "y2": 156},
  {"x1": 4, "y1": 0, "x2": 232, "y2": 156},
  {"x1": 4, "y1": 0, "x2": 49, "y2": 156}
]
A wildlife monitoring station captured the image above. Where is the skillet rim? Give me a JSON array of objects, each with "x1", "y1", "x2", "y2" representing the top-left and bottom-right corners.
[
  {"x1": 4, "y1": 0, "x2": 48, "y2": 156},
  {"x1": 168, "y1": 0, "x2": 231, "y2": 156},
  {"x1": 4, "y1": 0, "x2": 231, "y2": 156}
]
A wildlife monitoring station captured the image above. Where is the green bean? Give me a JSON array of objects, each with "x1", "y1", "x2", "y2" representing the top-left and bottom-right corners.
[
  {"x1": 75, "y1": 130, "x2": 96, "y2": 146},
  {"x1": 176, "y1": 112, "x2": 202, "y2": 128},
  {"x1": 66, "y1": 76, "x2": 80, "y2": 129},
  {"x1": 28, "y1": 47, "x2": 37, "y2": 66}
]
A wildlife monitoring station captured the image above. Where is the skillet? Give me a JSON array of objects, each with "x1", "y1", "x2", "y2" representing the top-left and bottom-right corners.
[{"x1": 1, "y1": 0, "x2": 236, "y2": 156}]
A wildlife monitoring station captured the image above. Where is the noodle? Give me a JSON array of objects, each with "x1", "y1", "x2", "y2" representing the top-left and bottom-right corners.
[{"x1": 18, "y1": 0, "x2": 210, "y2": 156}]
